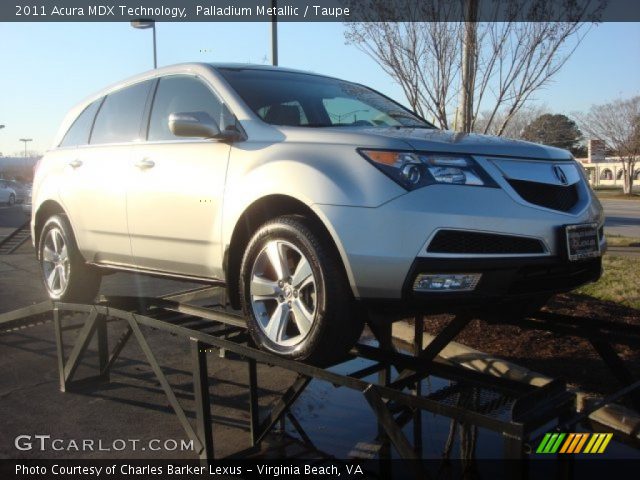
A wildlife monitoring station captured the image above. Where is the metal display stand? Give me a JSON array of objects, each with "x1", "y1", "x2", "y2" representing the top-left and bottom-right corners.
[{"x1": 0, "y1": 286, "x2": 582, "y2": 466}]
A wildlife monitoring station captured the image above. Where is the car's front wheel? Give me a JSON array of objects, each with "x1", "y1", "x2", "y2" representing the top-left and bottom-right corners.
[
  {"x1": 7, "y1": 194, "x2": 15, "y2": 206},
  {"x1": 240, "y1": 215, "x2": 363, "y2": 365},
  {"x1": 39, "y1": 215, "x2": 101, "y2": 303}
]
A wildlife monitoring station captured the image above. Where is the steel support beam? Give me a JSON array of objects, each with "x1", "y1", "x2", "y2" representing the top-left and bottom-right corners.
[
  {"x1": 255, "y1": 375, "x2": 311, "y2": 445},
  {"x1": 589, "y1": 337, "x2": 640, "y2": 410},
  {"x1": 363, "y1": 385, "x2": 420, "y2": 463},
  {"x1": 96, "y1": 314, "x2": 109, "y2": 381},
  {"x1": 103, "y1": 326, "x2": 132, "y2": 374},
  {"x1": 53, "y1": 306, "x2": 66, "y2": 392},
  {"x1": 191, "y1": 339, "x2": 214, "y2": 460},
  {"x1": 247, "y1": 358, "x2": 259, "y2": 446},
  {"x1": 127, "y1": 316, "x2": 204, "y2": 454},
  {"x1": 63, "y1": 309, "x2": 98, "y2": 385}
]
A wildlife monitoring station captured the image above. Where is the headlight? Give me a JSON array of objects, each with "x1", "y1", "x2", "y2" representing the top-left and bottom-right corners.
[{"x1": 359, "y1": 150, "x2": 496, "y2": 190}]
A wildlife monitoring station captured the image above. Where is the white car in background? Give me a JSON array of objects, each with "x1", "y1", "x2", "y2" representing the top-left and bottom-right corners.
[{"x1": 0, "y1": 180, "x2": 17, "y2": 206}]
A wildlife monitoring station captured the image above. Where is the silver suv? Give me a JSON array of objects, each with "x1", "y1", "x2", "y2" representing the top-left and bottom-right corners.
[{"x1": 32, "y1": 63, "x2": 604, "y2": 363}]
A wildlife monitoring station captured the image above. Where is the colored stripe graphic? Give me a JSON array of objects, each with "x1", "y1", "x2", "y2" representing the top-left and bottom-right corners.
[
  {"x1": 559, "y1": 433, "x2": 575, "y2": 453},
  {"x1": 549, "y1": 433, "x2": 566, "y2": 453},
  {"x1": 566, "y1": 433, "x2": 582, "y2": 453},
  {"x1": 536, "y1": 433, "x2": 613, "y2": 454},
  {"x1": 585, "y1": 433, "x2": 613, "y2": 454},
  {"x1": 572, "y1": 433, "x2": 589, "y2": 453},
  {"x1": 597, "y1": 434, "x2": 613, "y2": 453},
  {"x1": 543, "y1": 433, "x2": 559, "y2": 453},
  {"x1": 536, "y1": 433, "x2": 552, "y2": 454},
  {"x1": 583, "y1": 433, "x2": 599, "y2": 453}
]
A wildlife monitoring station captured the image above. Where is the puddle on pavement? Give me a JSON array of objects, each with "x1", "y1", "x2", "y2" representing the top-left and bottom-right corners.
[{"x1": 284, "y1": 352, "x2": 640, "y2": 460}]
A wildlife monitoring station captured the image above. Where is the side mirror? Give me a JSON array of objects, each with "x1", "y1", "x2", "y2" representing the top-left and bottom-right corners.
[{"x1": 168, "y1": 111, "x2": 222, "y2": 139}]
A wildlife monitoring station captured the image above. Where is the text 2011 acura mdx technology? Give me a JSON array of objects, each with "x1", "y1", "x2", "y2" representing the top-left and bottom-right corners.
[{"x1": 32, "y1": 63, "x2": 605, "y2": 363}]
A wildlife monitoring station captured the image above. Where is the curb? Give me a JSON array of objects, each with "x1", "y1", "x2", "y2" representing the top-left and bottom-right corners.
[{"x1": 392, "y1": 321, "x2": 640, "y2": 440}]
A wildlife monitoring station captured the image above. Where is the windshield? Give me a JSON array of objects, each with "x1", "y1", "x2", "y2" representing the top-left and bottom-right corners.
[{"x1": 217, "y1": 68, "x2": 433, "y2": 129}]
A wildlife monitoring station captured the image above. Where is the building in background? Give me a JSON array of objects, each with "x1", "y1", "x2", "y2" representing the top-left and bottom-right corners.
[{"x1": 576, "y1": 139, "x2": 639, "y2": 188}]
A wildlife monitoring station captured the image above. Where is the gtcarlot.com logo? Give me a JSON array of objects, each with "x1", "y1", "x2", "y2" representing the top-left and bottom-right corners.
[
  {"x1": 536, "y1": 432, "x2": 613, "y2": 455},
  {"x1": 14, "y1": 435, "x2": 194, "y2": 452}
]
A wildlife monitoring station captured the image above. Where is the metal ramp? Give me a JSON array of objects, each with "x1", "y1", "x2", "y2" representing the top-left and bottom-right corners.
[
  {"x1": 0, "y1": 286, "x2": 578, "y2": 469},
  {"x1": 0, "y1": 221, "x2": 31, "y2": 255},
  {"x1": 2, "y1": 289, "x2": 639, "y2": 468}
]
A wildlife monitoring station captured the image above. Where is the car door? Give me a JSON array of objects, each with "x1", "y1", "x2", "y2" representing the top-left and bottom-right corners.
[
  {"x1": 59, "y1": 80, "x2": 153, "y2": 267},
  {"x1": 127, "y1": 75, "x2": 232, "y2": 279}
]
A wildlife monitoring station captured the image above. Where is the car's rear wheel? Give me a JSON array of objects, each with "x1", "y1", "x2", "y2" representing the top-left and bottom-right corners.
[
  {"x1": 8, "y1": 194, "x2": 15, "y2": 206},
  {"x1": 39, "y1": 215, "x2": 101, "y2": 303},
  {"x1": 240, "y1": 215, "x2": 363, "y2": 365}
]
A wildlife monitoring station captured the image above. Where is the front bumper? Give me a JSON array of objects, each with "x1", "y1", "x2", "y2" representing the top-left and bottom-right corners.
[
  {"x1": 400, "y1": 255, "x2": 602, "y2": 312},
  {"x1": 315, "y1": 181, "x2": 604, "y2": 300}
]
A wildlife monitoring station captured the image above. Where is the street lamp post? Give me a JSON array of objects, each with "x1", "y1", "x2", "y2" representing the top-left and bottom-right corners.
[
  {"x1": 131, "y1": 19, "x2": 157, "y2": 69},
  {"x1": 271, "y1": 0, "x2": 278, "y2": 66},
  {"x1": 19, "y1": 138, "x2": 32, "y2": 158}
]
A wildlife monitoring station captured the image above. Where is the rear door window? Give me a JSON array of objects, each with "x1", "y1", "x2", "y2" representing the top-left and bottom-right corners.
[
  {"x1": 90, "y1": 81, "x2": 153, "y2": 145},
  {"x1": 59, "y1": 99, "x2": 102, "y2": 147}
]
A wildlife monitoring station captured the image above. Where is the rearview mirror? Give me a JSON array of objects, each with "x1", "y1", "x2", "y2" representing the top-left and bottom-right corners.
[{"x1": 168, "y1": 112, "x2": 222, "y2": 139}]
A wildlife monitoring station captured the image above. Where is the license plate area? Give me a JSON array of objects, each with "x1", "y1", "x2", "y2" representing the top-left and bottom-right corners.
[{"x1": 565, "y1": 223, "x2": 600, "y2": 261}]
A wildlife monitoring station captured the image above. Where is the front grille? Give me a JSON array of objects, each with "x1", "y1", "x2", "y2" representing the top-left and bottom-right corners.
[
  {"x1": 508, "y1": 179, "x2": 578, "y2": 212},
  {"x1": 427, "y1": 230, "x2": 545, "y2": 254}
]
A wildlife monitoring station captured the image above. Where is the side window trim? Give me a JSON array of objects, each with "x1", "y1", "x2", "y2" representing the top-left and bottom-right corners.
[
  {"x1": 140, "y1": 78, "x2": 160, "y2": 142},
  {"x1": 86, "y1": 96, "x2": 106, "y2": 146}
]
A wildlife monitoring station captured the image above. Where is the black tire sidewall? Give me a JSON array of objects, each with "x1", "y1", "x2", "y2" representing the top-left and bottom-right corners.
[{"x1": 240, "y1": 219, "x2": 333, "y2": 359}]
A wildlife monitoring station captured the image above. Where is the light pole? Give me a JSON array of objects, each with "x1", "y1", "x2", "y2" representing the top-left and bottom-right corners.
[
  {"x1": 19, "y1": 138, "x2": 32, "y2": 158},
  {"x1": 271, "y1": 0, "x2": 278, "y2": 66},
  {"x1": 131, "y1": 19, "x2": 157, "y2": 69}
]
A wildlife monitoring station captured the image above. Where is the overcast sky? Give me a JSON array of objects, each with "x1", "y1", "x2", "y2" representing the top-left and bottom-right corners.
[{"x1": 0, "y1": 21, "x2": 638, "y2": 155}]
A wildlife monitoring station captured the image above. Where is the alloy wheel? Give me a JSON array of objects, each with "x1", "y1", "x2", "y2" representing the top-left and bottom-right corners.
[
  {"x1": 249, "y1": 240, "x2": 317, "y2": 347},
  {"x1": 42, "y1": 227, "x2": 70, "y2": 297}
]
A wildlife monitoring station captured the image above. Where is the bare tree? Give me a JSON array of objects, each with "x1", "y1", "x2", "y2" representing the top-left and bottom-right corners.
[
  {"x1": 577, "y1": 97, "x2": 640, "y2": 195},
  {"x1": 345, "y1": 0, "x2": 604, "y2": 134},
  {"x1": 474, "y1": 104, "x2": 549, "y2": 139}
]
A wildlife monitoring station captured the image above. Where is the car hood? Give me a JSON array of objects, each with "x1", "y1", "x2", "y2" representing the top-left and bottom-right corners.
[{"x1": 361, "y1": 128, "x2": 572, "y2": 161}]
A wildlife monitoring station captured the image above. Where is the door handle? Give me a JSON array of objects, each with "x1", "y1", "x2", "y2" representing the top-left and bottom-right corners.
[
  {"x1": 68, "y1": 159, "x2": 83, "y2": 168},
  {"x1": 135, "y1": 158, "x2": 155, "y2": 170}
]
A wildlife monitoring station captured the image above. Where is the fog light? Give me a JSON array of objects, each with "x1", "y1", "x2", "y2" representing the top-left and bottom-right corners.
[{"x1": 413, "y1": 273, "x2": 482, "y2": 292}]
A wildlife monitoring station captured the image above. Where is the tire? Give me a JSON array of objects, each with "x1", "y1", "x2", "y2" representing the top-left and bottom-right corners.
[
  {"x1": 38, "y1": 214, "x2": 101, "y2": 303},
  {"x1": 239, "y1": 215, "x2": 363, "y2": 365},
  {"x1": 8, "y1": 194, "x2": 15, "y2": 206},
  {"x1": 479, "y1": 294, "x2": 551, "y2": 323}
]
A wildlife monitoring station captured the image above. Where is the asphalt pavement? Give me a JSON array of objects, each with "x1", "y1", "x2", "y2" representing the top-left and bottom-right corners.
[
  {"x1": 0, "y1": 204, "x2": 29, "y2": 240},
  {"x1": 601, "y1": 199, "x2": 640, "y2": 238}
]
